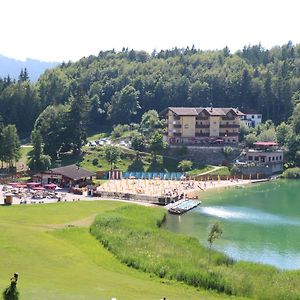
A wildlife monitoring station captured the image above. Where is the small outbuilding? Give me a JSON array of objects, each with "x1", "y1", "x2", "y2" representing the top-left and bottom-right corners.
[{"x1": 34, "y1": 165, "x2": 96, "y2": 188}]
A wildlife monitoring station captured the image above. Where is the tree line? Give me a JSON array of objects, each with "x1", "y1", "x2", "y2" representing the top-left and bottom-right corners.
[
  {"x1": 1, "y1": 43, "x2": 300, "y2": 163},
  {"x1": 1, "y1": 43, "x2": 300, "y2": 135}
]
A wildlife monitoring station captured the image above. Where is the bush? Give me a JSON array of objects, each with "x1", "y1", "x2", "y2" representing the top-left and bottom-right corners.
[
  {"x1": 178, "y1": 160, "x2": 193, "y2": 172},
  {"x1": 222, "y1": 146, "x2": 233, "y2": 158},
  {"x1": 111, "y1": 124, "x2": 130, "y2": 138},
  {"x1": 92, "y1": 158, "x2": 99, "y2": 166}
]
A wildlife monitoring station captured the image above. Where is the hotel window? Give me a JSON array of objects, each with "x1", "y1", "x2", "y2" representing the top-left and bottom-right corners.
[
  {"x1": 279, "y1": 155, "x2": 282, "y2": 160},
  {"x1": 269, "y1": 157, "x2": 271, "y2": 161},
  {"x1": 255, "y1": 157, "x2": 259, "y2": 161},
  {"x1": 272, "y1": 157, "x2": 275, "y2": 161}
]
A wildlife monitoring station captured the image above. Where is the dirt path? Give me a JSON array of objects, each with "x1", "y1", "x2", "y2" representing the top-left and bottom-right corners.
[{"x1": 196, "y1": 165, "x2": 224, "y2": 176}]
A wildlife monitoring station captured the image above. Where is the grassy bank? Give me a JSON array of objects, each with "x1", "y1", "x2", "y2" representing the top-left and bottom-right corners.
[
  {"x1": 0, "y1": 201, "x2": 237, "y2": 300},
  {"x1": 90, "y1": 205, "x2": 300, "y2": 299}
]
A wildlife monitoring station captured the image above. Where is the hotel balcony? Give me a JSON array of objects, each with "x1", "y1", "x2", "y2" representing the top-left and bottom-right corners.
[
  {"x1": 196, "y1": 132, "x2": 209, "y2": 137},
  {"x1": 173, "y1": 124, "x2": 182, "y2": 128},
  {"x1": 222, "y1": 116, "x2": 236, "y2": 120},
  {"x1": 220, "y1": 124, "x2": 240, "y2": 128},
  {"x1": 173, "y1": 132, "x2": 182, "y2": 137},
  {"x1": 220, "y1": 132, "x2": 239, "y2": 137},
  {"x1": 196, "y1": 124, "x2": 210, "y2": 128},
  {"x1": 171, "y1": 120, "x2": 181, "y2": 125}
]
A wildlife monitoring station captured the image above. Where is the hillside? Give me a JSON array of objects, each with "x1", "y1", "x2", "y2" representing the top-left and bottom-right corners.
[
  {"x1": 1, "y1": 42, "x2": 300, "y2": 137},
  {"x1": 0, "y1": 54, "x2": 59, "y2": 81}
]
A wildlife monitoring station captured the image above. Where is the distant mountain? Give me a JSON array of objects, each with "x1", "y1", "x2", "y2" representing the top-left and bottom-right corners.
[{"x1": 0, "y1": 54, "x2": 60, "y2": 81}]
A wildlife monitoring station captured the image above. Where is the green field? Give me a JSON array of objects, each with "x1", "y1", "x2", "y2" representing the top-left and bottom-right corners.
[
  {"x1": 91, "y1": 205, "x2": 300, "y2": 300},
  {"x1": 0, "y1": 201, "x2": 239, "y2": 300}
]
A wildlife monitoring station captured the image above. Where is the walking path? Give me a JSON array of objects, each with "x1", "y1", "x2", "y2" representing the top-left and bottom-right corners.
[{"x1": 193, "y1": 165, "x2": 224, "y2": 176}]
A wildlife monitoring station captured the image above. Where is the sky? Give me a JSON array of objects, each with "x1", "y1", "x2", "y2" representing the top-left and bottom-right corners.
[{"x1": 1, "y1": 0, "x2": 300, "y2": 62}]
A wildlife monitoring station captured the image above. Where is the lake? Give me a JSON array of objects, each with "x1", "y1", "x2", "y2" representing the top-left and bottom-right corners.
[{"x1": 165, "y1": 180, "x2": 300, "y2": 269}]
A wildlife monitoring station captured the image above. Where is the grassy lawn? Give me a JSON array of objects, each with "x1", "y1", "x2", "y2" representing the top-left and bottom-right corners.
[
  {"x1": 19, "y1": 146, "x2": 33, "y2": 165},
  {"x1": 187, "y1": 165, "x2": 214, "y2": 176},
  {"x1": 91, "y1": 205, "x2": 300, "y2": 300},
  {"x1": 60, "y1": 146, "x2": 182, "y2": 173},
  {"x1": 208, "y1": 166, "x2": 231, "y2": 176},
  {"x1": 0, "y1": 201, "x2": 238, "y2": 300}
]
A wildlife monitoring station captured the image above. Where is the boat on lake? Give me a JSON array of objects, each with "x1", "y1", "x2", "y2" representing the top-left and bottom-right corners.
[{"x1": 168, "y1": 199, "x2": 201, "y2": 215}]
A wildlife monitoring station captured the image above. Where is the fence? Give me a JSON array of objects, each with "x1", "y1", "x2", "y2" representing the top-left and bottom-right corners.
[
  {"x1": 122, "y1": 172, "x2": 184, "y2": 180},
  {"x1": 192, "y1": 173, "x2": 268, "y2": 181}
]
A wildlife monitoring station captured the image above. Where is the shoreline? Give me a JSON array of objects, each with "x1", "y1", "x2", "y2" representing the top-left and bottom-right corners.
[
  {"x1": 0, "y1": 178, "x2": 270, "y2": 207},
  {"x1": 200, "y1": 178, "x2": 269, "y2": 193}
]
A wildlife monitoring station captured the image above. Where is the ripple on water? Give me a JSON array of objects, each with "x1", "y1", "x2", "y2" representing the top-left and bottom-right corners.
[{"x1": 196, "y1": 206, "x2": 300, "y2": 226}]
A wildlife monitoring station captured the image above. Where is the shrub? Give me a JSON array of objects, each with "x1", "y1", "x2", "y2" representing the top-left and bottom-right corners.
[
  {"x1": 222, "y1": 146, "x2": 233, "y2": 158},
  {"x1": 177, "y1": 160, "x2": 193, "y2": 172},
  {"x1": 282, "y1": 167, "x2": 300, "y2": 178},
  {"x1": 92, "y1": 158, "x2": 99, "y2": 166}
]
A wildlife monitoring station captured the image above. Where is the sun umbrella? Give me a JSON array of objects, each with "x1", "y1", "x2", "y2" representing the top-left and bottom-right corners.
[
  {"x1": 33, "y1": 186, "x2": 45, "y2": 191},
  {"x1": 27, "y1": 182, "x2": 41, "y2": 188},
  {"x1": 44, "y1": 183, "x2": 57, "y2": 190}
]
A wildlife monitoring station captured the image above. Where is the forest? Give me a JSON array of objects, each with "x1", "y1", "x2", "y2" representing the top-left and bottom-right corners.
[{"x1": 1, "y1": 42, "x2": 300, "y2": 167}]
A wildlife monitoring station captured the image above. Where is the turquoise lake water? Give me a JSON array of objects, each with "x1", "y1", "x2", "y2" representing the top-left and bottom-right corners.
[{"x1": 165, "y1": 180, "x2": 300, "y2": 269}]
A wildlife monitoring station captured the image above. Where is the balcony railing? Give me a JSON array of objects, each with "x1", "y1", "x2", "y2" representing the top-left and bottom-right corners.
[
  {"x1": 196, "y1": 124, "x2": 210, "y2": 128},
  {"x1": 172, "y1": 121, "x2": 181, "y2": 125},
  {"x1": 220, "y1": 124, "x2": 240, "y2": 128},
  {"x1": 196, "y1": 132, "x2": 209, "y2": 137},
  {"x1": 173, "y1": 124, "x2": 182, "y2": 128},
  {"x1": 222, "y1": 117, "x2": 236, "y2": 120},
  {"x1": 219, "y1": 132, "x2": 239, "y2": 137}
]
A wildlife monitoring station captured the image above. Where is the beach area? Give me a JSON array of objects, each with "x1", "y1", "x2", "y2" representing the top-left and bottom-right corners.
[{"x1": 0, "y1": 178, "x2": 267, "y2": 207}]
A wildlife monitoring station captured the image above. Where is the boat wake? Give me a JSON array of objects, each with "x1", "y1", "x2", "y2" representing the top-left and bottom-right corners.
[{"x1": 196, "y1": 206, "x2": 300, "y2": 226}]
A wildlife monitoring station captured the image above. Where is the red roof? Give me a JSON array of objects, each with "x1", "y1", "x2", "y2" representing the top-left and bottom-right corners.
[{"x1": 253, "y1": 142, "x2": 278, "y2": 147}]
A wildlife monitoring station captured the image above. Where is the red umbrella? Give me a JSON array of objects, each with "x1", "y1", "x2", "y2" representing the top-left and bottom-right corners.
[
  {"x1": 27, "y1": 182, "x2": 41, "y2": 187},
  {"x1": 44, "y1": 183, "x2": 57, "y2": 190},
  {"x1": 15, "y1": 184, "x2": 27, "y2": 189},
  {"x1": 33, "y1": 186, "x2": 45, "y2": 191}
]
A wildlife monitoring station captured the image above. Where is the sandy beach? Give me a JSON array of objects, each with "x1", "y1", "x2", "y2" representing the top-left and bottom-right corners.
[{"x1": 0, "y1": 178, "x2": 267, "y2": 207}]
